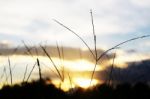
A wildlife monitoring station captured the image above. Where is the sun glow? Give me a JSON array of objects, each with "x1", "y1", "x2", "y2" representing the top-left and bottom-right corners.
[
  {"x1": 51, "y1": 77, "x2": 99, "y2": 91},
  {"x1": 51, "y1": 79, "x2": 75, "y2": 92},
  {"x1": 63, "y1": 59, "x2": 102, "y2": 71},
  {"x1": 73, "y1": 78, "x2": 98, "y2": 89},
  {"x1": 0, "y1": 54, "x2": 128, "y2": 92}
]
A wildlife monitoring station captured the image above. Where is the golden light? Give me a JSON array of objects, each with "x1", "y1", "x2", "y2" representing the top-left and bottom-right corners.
[
  {"x1": 73, "y1": 78, "x2": 99, "y2": 89},
  {"x1": 51, "y1": 79, "x2": 75, "y2": 92},
  {"x1": 114, "y1": 52, "x2": 150, "y2": 68},
  {"x1": 63, "y1": 59, "x2": 102, "y2": 71},
  {"x1": 51, "y1": 77, "x2": 99, "y2": 91},
  {"x1": 0, "y1": 55, "x2": 103, "y2": 92}
]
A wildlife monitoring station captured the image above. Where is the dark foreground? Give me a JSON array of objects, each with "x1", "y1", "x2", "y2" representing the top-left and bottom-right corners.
[{"x1": 0, "y1": 80, "x2": 150, "y2": 99}]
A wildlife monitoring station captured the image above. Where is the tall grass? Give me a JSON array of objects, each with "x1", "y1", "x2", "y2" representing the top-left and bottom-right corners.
[
  {"x1": 54, "y1": 10, "x2": 150, "y2": 88},
  {"x1": 8, "y1": 57, "x2": 12, "y2": 85},
  {"x1": 22, "y1": 64, "x2": 28, "y2": 82},
  {"x1": 0, "y1": 67, "x2": 6, "y2": 82},
  {"x1": 79, "y1": 48, "x2": 82, "y2": 60},
  {"x1": 90, "y1": 9, "x2": 97, "y2": 58},
  {"x1": 26, "y1": 62, "x2": 36, "y2": 82},
  {"x1": 40, "y1": 45, "x2": 63, "y2": 81},
  {"x1": 1, "y1": 11, "x2": 150, "y2": 91},
  {"x1": 22, "y1": 41, "x2": 35, "y2": 82},
  {"x1": 56, "y1": 42, "x2": 64, "y2": 81},
  {"x1": 53, "y1": 11, "x2": 97, "y2": 87},
  {"x1": 96, "y1": 35, "x2": 150, "y2": 62},
  {"x1": 41, "y1": 62, "x2": 60, "y2": 79},
  {"x1": 0, "y1": 68, "x2": 4, "y2": 81},
  {"x1": 61, "y1": 46, "x2": 65, "y2": 82},
  {"x1": 37, "y1": 58, "x2": 42, "y2": 81},
  {"x1": 108, "y1": 51, "x2": 116, "y2": 86},
  {"x1": 53, "y1": 19, "x2": 95, "y2": 60},
  {"x1": 35, "y1": 47, "x2": 42, "y2": 82},
  {"x1": 22, "y1": 41, "x2": 33, "y2": 57},
  {"x1": 68, "y1": 72, "x2": 73, "y2": 90},
  {"x1": 11, "y1": 45, "x2": 20, "y2": 55},
  {"x1": 22, "y1": 42, "x2": 43, "y2": 82},
  {"x1": 89, "y1": 10, "x2": 98, "y2": 86},
  {"x1": 53, "y1": 10, "x2": 99, "y2": 87},
  {"x1": 3, "y1": 66, "x2": 8, "y2": 85},
  {"x1": 56, "y1": 42, "x2": 64, "y2": 88}
]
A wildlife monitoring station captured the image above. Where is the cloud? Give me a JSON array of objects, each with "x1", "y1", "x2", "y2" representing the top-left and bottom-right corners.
[
  {"x1": 0, "y1": 45, "x2": 104, "y2": 61},
  {"x1": 97, "y1": 59, "x2": 150, "y2": 83},
  {"x1": 131, "y1": 0, "x2": 150, "y2": 8},
  {"x1": 0, "y1": 40, "x2": 13, "y2": 48},
  {"x1": 141, "y1": 41, "x2": 150, "y2": 47},
  {"x1": 0, "y1": 0, "x2": 150, "y2": 47}
]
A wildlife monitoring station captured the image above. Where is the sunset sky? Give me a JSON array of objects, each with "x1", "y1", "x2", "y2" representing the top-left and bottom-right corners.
[{"x1": 0, "y1": 0, "x2": 150, "y2": 91}]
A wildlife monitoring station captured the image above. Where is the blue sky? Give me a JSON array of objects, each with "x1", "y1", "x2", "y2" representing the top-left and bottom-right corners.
[{"x1": 0, "y1": 0, "x2": 150, "y2": 50}]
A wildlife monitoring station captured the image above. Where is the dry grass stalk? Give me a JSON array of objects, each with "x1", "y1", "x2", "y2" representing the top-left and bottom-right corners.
[
  {"x1": 37, "y1": 58, "x2": 42, "y2": 81},
  {"x1": 68, "y1": 72, "x2": 73, "y2": 90},
  {"x1": 54, "y1": 10, "x2": 150, "y2": 88},
  {"x1": 40, "y1": 45, "x2": 63, "y2": 81},
  {"x1": 61, "y1": 46, "x2": 65, "y2": 81},
  {"x1": 22, "y1": 41, "x2": 33, "y2": 57},
  {"x1": 97, "y1": 35, "x2": 150, "y2": 62},
  {"x1": 8, "y1": 57, "x2": 12, "y2": 85},
  {"x1": 108, "y1": 51, "x2": 116, "y2": 86},
  {"x1": 89, "y1": 10, "x2": 98, "y2": 86},
  {"x1": 23, "y1": 64, "x2": 28, "y2": 82},
  {"x1": 0, "y1": 67, "x2": 6, "y2": 82},
  {"x1": 53, "y1": 19, "x2": 95, "y2": 60},
  {"x1": 26, "y1": 62, "x2": 37, "y2": 82}
]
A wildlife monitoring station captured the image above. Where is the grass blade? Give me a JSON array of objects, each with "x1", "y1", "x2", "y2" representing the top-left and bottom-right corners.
[
  {"x1": 22, "y1": 64, "x2": 28, "y2": 82},
  {"x1": 40, "y1": 45, "x2": 63, "y2": 81},
  {"x1": 26, "y1": 62, "x2": 36, "y2": 82},
  {"x1": 97, "y1": 35, "x2": 150, "y2": 61},
  {"x1": 53, "y1": 19, "x2": 95, "y2": 59},
  {"x1": 61, "y1": 46, "x2": 65, "y2": 81},
  {"x1": 89, "y1": 10, "x2": 98, "y2": 86},
  {"x1": 90, "y1": 35, "x2": 150, "y2": 87},
  {"x1": 11, "y1": 45, "x2": 20, "y2": 55},
  {"x1": 108, "y1": 51, "x2": 116, "y2": 86},
  {"x1": 4, "y1": 67, "x2": 8, "y2": 85},
  {"x1": 22, "y1": 41, "x2": 33, "y2": 57},
  {"x1": 8, "y1": 57, "x2": 12, "y2": 85},
  {"x1": 68, "y1": 72, "x2": 73, "y2": 90},
  {"x1": 41, "y1": 62, "x2": 60, "y2": 79},
  {"x1": 90, "y1": 9, "x2": 97, "y2": 59},
  {"x1": 37, "y1": 58, "x2": 42, "y2": 81},
  {"x1": 0, "y1": 67, "x2": 6, "y2": 82}
]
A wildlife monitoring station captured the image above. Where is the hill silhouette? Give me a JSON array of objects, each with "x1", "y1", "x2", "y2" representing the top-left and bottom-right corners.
[{"x1": 0, "y1": 79, "x2": 150, "y2": 99}]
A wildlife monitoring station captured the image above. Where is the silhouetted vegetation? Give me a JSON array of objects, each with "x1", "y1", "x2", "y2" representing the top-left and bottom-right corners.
[{"x1": 0, "y1": 79, "x2": 150, "y2": 99}]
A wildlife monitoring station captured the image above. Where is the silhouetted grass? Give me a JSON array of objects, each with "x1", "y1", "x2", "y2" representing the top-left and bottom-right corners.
[
  {"x1": 8, "y1": 57, "x2": 12, "y2": 85},
  {"x1": 54, "y1": 11, "x2": 150, "y2": 88},
  {"x1": 22, "y1": 64, "x2": 28, "y2": 82},
  {"x1": 26, "y1": 62, "x2": 36, "y2": 82},
  {"x1": 0, "y1": 79, "x2": 150, "y2": 99},
  {"x1": 108, "y1": 52, "x2": 116, "y2": 86},
  {"x1": 40, "y1": 45, "x2": 63, "y2": 81}
]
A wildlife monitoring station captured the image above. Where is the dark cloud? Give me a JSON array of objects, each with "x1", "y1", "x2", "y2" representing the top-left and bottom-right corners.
[
  {"x1": 125, "y1": 49, "x2": 137, "y2": 53},
  {"x1": 97, "y1": 59, "x2": 150, "y2": 84},
  {"x1": 0, "y1": 45, "x2": 110, "y2": 62}
]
